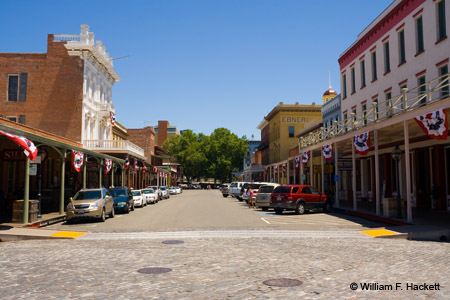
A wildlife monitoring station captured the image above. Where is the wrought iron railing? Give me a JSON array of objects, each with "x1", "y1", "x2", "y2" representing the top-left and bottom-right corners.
[{"x1": 300, "y1": 73, "x2": 450, "y2": 148}]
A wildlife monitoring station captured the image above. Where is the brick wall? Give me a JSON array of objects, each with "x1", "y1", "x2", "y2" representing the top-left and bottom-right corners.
[
  {"x1": 127, "y1": 126, "x2": 155, "y2": 163},
  {"x1": 0, "y1": 34, "x2": 84, "y2": 142},
  {"x1": 157, "y1": 120, "x2": 169, "y2": 145}
]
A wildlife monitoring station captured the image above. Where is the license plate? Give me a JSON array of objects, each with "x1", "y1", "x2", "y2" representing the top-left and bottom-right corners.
[
  {"x1": 277, "y1": 196, "x2": 282, "y2": 201},
  {"x1": 75, "y1": 210, "x2": 85, "y2": 214}
]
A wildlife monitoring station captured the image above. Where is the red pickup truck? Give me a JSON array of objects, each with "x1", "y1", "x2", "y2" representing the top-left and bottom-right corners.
[{"x1": 270, "y1": 185, "x2": 330, "y2": 215}]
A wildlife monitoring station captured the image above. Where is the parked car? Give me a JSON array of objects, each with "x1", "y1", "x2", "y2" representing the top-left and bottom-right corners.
[
  {"x1": 142, "y1": 188, "x2": 158, "y2": 204},
  {"x1": 174, "y1": 186, "x2": 182, "y2": 194},
  {"x1": 160, "y1": 186, "x2": 170, "y2": 199},
  {"x1": 255, "y1": 183, "x2": 280, "y2": 211},
  {"x1": 229, "y1": 181, "x2": 246, "y2": 201},
  {"x1": 66, "y1": 188, "x2": 114, "y2": 223},
  {"x1": 150, "y1": 186, "x2": 163, "y2": 200},
  {"x1": 132, "y1": 190, "x2": 145, "y2": 207},
  {"x1": 270, "y1": 185, "x2": 330, "y2": 215},
  {"x1": 110, "y1": 186, "x2": 134, "y2": 213},
  {"x1": 241, "y1": 182, "x2": 268, "y2": 203},
  {"x1": 168, "y1": 187, "x2": 177, "y2": 195},
  {"x1": 221, "y1": 184, "x2": 230, "y2": 197}
]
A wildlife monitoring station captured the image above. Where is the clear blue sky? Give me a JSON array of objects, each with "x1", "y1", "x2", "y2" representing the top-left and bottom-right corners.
[{"x1": 0, "y1": 0, "x2": 393, "y2": 140}]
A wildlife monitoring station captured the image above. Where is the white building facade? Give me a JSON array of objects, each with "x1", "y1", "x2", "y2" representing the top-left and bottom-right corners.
[
  {"x1": 55, "y1": 25, "x2": 120, "y2": 145},
  {"x1": 339, "y1": 0, "x2": 449, "y2": 124}
]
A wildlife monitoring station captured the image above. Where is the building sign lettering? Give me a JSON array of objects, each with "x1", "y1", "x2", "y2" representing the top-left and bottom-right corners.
[{"x1": 282, "y1": 117, "x2": 308, "y2": 123}]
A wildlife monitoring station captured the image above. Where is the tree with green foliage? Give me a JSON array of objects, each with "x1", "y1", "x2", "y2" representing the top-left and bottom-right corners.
[{"x1": 162, "y1": 128, "x2": 248, "y2": 183}]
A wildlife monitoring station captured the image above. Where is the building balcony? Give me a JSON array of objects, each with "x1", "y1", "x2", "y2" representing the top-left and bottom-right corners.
[
  {"x1": 300, "y1": 73, "x2": 450, "y2": 148},
  {"x1": 83, "y1": 139, "x2": 146, "y2": 160}
]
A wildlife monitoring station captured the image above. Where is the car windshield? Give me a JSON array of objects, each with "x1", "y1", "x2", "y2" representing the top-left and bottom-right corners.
[
  {"x1": 132, "y1": 191, "x2": 141, "y2": 196},
  {"x1": 74, "y1": 190, "x2": 101, "y2": 200},
  {"x1": 160, "y1": 187, "x2": 166, "y2": 191},
  {"x1": 259, "y1": 185, "x2": 275, "y2": 193},
  {"x1": 109, "y1": 189, "x2": 127, "y2": 197},
  {"x1": 273, "y1": 186, "x2": 291, "y2": 194},
  {"x1": 143, "y1": 189, "x2": 154, "y2": 194}
]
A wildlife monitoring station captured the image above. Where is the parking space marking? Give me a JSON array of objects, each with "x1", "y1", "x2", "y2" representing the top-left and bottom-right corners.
[
  {"x1": 261, "y1": 218, "x2": 270, "y2": 224},
  {"x1": 360, "y1": 229, "x2": 399, "y2": 237},
  {"x1": 50, "y1": 231, "x2": 86, "y2": 238}
]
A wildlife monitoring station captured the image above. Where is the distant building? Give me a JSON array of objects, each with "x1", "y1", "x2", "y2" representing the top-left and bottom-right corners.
[
  {"x1": 243, "y1": 140, "x2": 261, "y2": 181},
  {"x1": 154, "y1": 120, "x2": 181, "y2": 146},
  {"x1": 263, "y1": 102, "x2": 322, "y2": 164}
]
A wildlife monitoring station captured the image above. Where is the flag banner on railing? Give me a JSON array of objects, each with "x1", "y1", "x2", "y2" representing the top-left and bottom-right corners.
[
  {"x1": 143, "y1": 164, "x2": 147, "y2": 173},
  {"x1": 295, "y1": 157, "x2": 300, "y2": 170},
  {"x1": 414, "y1": 108, "x2": 448, "y2": 140},
  {"x1": 0, "y1": 130, "x2": 38, "y2": 161},
  {"x1": 110, "y1": 112, "x2": 116, "y2": 125},
  {"x1": 104, "y1": 158, "x2": 112, "y2": 175},
  {"x1": 153, "y1": 167, "x2": 158, "y2": 173},
  {"x1": 353, "y1": 132, "x2": 370, "y2": 155},
  {"x1": 274, "y1": 165, "x2": 278, "y2": 175},
  {"x1": 125, "y1": 156, "x2": 130, "y2": 169},
  {"x1": 282, "y1": 163, "x2": 287, "y2": 174},
  {"x1": 301, "y1": 151, "x2": 309, "y2": 165},
  {"x1": 71, "y1": 150, "x2": 84, "y2": 172},
  {"x1": 322, "y1": 144, "x2": 333, "y2": 162},
  {"x1": 134, "y1": 158, "x2": 138, "y2": 170},
  {"x1": 159, "y1": 172, "x2": 162, "y2": 178}
]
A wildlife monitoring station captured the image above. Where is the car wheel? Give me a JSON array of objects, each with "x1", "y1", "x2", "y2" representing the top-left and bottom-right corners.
[
  {"x1": 295, "y1": 202, "x2": 305, "y2": 215},
  {"x1": 262, "y1": 207, "x2": 269, "y2": 211},
  {"x1": 100, "y1": 208, "x2": 106, "y2": 222},
  {"x1": 109, "y1": 206, "x2": 115, "y2": 218},
  {"x1": 66, "y1": 218, "x2": 73, "y2": 224},
  {"x1": 275, "y1": 208, "x2": 283, "y2": 214},
  {"x1": 323, "y1": 202, "x2": 332, "y2": 213},
  {"x1": 223, "y1": 194, "x2": 228, "y2": 198}
]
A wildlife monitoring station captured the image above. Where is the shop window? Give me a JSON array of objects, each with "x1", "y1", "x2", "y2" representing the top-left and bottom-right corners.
[
  {"x1": 398, "y1": 30, "x2": 406, "y2": 64},
  {"x1": 416, "y1": 16, "x2": 424, "y2": 54},
  {"x1": 371, "y1": 51, "x2": 377, "y2": 81},
  {"x1": 436, "y1": 0, "x2": 447, "y2": 42},
  {"x1": 439, "y1": 65, "x2": 449, "y2": 98},
  {"x1": 288, "y1": 126, "x2": 294, "y2": 138}
]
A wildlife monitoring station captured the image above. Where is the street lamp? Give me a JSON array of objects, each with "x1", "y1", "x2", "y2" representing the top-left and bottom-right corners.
[{"x1": 391, "y1": 144, "x2": 403, "y2": 218}]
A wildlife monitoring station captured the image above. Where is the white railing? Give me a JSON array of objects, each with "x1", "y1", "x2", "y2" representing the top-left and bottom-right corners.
[
  {"x1": 84, "y1": 139, "x2": 145, "y2": 158},
  {"x1": 54, "y1": 26, "x2": 113, "y2": 70},
  {"x1": 300, "y1": 73, "x2": 450, "y2": 148}
]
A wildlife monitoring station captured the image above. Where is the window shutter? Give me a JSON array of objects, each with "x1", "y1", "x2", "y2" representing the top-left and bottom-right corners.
[{"x1": 19, "y1": 73, "x2": 28, "y2": 101}]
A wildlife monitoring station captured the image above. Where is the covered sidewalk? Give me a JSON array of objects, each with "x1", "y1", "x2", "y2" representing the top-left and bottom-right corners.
[{"x1": 0, "y1": 118, "x2": 125, "y2": 225}]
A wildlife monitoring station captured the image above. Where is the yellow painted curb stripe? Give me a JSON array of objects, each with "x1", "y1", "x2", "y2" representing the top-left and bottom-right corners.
[
  {"x1": 50, "y1": 231, "x2": 86, "y2": 238},
  {"x1": 360, "y1": 229, "x2": 399, "y2": 237}
]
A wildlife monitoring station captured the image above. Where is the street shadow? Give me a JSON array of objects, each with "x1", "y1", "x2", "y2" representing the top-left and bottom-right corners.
[{"x1": 0, "y1": 225, "x2": 13, "y2": 231}]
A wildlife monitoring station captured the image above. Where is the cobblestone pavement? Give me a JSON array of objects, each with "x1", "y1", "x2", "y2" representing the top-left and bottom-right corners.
[{"x1": 1, "y1": 230, "x2": 449, "y2": 300}]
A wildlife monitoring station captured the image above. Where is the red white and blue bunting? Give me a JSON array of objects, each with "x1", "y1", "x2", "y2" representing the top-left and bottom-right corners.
[
  {"x1": 0, "y1": 130, "x2": 38, "y2": 161},
  {"x1": 301, "y1": 151, "x2": 309, "y2": 165},
  {"x1": 274, "y1": 165, "x2": 278, "y2": 175},
  {"x1": 104, "y1": 158, "x2": 112, "y2": 175},
  {"x1": 134, "y1": 158, "x2": 138, "y2": 170},
  {"x1": 143, "y1": 164, "x2": 147, "y2": 173},
  {"x1": 71, "y1": 150, "x2": 84, "y2": 172},
  {"x1": 295, "y1": 157, "x2": 300, "y2": 170},
  {"x1": 110, "y1": 112, "x2": 116, "y2": 125},
  {"x1": 125, "y1": 156, "x2": 130, "y2": 169},
  {"x1": 322, "y1": 144, "x2": 333, "y2": 162},
  {"x1": 353, "y1": 132, "x2": 370, "y2": 155},
  {"x1": 282, "y1": 163, "x2": 287, "y2": 174},
  {"x1": 414, "y1": 108, "x2": 448, "y2": 140}
]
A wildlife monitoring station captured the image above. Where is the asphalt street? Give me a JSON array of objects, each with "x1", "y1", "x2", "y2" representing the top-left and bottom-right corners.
[{"x1": 1, "y1": 190, "x2": 449, "y2": 299}]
